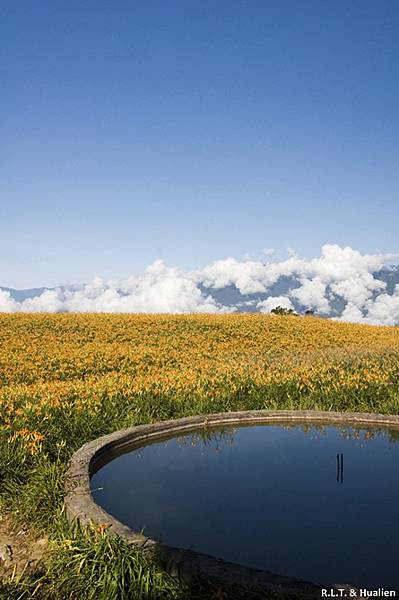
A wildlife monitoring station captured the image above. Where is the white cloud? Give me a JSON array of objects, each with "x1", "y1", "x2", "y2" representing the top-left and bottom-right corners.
[
  {"x1": 363, "y1": 285, "x2": 399, "y2": 327},
  {"x1": 13, "y1": 260, "x2": 231, "y2": 314},
  {"x1": 257, "y1": 296, "x2": 294, "y2": 313},
  {"x1": 198, "y1": 257, "x2": 275, "y2": 294},
  {"x1": 339, "y1": 302, "x2": 366, "y2": 324},
  {"x1": 196, "y1": 244, "x2": 395, "y2": 298},
  {"x1": 1, "y1": 245, "x2": 399, "y2": 325},
  {"x1": 21, "y1": 290, "x2": 65, "y2": 313},
  {"x1": 330, "y1": 273, "x2": 385, "y2": 308},
  {"x1": 263, "y1": 248, "x2": 275, "y2": 258},
  {"x1": 196, "y1": 244, "x2": 399, "y2": 323},
  {"x1": 0, "y1": 290, "x2": 20, "y2": 312},
  {"x1": 335, "y1": 284, "x2": 399, "y2": 327},
  {"x1": 307, "y1": 244, "x2": 386, "y2": 281},
  {"x1": 196, "y1": 253, "x2": 311, "y2": 295},
  {"x1": 290, "y1": 277, "x2": 330, "y2": 314}
]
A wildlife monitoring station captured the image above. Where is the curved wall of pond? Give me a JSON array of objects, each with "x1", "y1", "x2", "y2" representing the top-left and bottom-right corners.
[{"x1": 65, "y1": 410, "x2": 399, "y2": 596}]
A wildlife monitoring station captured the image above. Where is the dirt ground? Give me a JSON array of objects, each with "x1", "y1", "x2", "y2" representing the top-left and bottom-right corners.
[{"x1": 0, "y1": 514, "x2": 48, "y2": 578}]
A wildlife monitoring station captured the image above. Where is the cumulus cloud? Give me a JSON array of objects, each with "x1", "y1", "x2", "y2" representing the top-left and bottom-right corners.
[
  {"x1": 363, "y1": 285, "x2": 399, "y2": 327},
  {"x1": 4, "y1": 261, "x2": 231, "y2": 315},
  {"x1": 330, "y1": 274, "x2": 385, "y2": 308},
  {"x1": 0, "y1": 290, "x2": 20, "y2": 312},
  {"x1": 339, "y1": 302, "x2": 366, "y2": 324},
  {"x1": 21, "y1": 290, "x2": 65, "y2": 313},
  {"x1": 290, "y1": 277, "x2": 330, "y2": 314},
  {"x1": 257, "y1": 296, "x2": 294, "y2": 313},
  {"x1": 198, "y1": 243, "x2": 394, "y2": 288},
  {"x1": 196, "y1": 252, "x2": 308, "y2": 295},
  {"x1": 1, "y1": 245, "x2": 399, "y2": 325},
  {"x1": 196, "y1": 244, "x2": 399, "y2": 324},
  {"x1": 198, "y1": 257, "x2": 274, "y2": 294}
]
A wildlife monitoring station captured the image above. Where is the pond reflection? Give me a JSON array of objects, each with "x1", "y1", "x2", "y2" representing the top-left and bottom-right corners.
[{"x1": 91, "y1": 422, "x2": 399, "y2": 588}]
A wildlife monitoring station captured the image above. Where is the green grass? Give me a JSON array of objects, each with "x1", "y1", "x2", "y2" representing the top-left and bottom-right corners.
[
  {"x1": 2, "y1": 385, "x2": 399, "y2": 599},
  {"x1": 1, "y1": 314, "x2": 399, "y2": 598},
  {"x1": 2, "y1": 390, "x2": 399, "y2": 599},
  {"x1": 0, "y1": 394, "x2": 311, "y2": 600}
]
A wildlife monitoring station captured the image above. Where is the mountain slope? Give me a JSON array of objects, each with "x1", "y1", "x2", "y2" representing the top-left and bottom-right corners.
[{"x1": 2, "y1": 266, "x2": 398, "y2": 320}]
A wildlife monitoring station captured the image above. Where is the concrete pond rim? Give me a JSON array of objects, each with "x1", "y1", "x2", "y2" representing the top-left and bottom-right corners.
[{"x1": 64, "y1": 410, "x2": 399, "y2": 596}]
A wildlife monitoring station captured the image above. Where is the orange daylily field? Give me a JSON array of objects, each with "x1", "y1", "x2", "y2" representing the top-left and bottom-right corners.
[
  {"x1": 1, "y1": 313, "x2": 399, "y2": 460},
  {"x1": 1, "y1": 313, "x2": 399, "y2": 598}
]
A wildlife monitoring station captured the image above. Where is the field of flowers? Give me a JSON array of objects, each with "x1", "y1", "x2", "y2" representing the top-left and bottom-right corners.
[
  {"x1": 1, "y1": 313, "x2": 399, "y2": 456},
  {"x1": 0, "y1": 313, "x2": 399, "y2": 598}
]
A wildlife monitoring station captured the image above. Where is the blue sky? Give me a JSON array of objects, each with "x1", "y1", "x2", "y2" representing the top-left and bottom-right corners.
[{"x1": 1, "y1": 1, "x2": 398, "y2": 288}]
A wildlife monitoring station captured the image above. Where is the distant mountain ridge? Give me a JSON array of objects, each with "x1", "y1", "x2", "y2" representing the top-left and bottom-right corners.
[
  {"x1": 1, "y1": 287, "x2": 51, "y2": 302},
  {"x1": 203, "y1": 266, "x2": 399, "y2": 315},
  {"x1": 2, "y1": 265, "x2": 399, "y2": 318}
]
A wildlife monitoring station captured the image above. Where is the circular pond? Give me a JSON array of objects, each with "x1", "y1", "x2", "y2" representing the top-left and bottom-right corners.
[{"x1": 89, "y1": 418, "x2": 399, "y2": 589}]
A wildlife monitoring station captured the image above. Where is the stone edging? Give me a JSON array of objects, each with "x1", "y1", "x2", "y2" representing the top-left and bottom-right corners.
[{"x1": 65, "y1": 410, "x2": 399, "y2": 596}]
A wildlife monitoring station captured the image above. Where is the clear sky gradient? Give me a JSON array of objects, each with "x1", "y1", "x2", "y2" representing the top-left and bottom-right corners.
[{"x1": 1, "y1": 1, "x2": 398, "y2": 288}]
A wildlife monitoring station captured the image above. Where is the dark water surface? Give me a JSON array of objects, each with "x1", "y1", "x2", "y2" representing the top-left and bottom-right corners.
[{"x1": 90, "y1": 423, "x2": 399, "y2": 587}]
